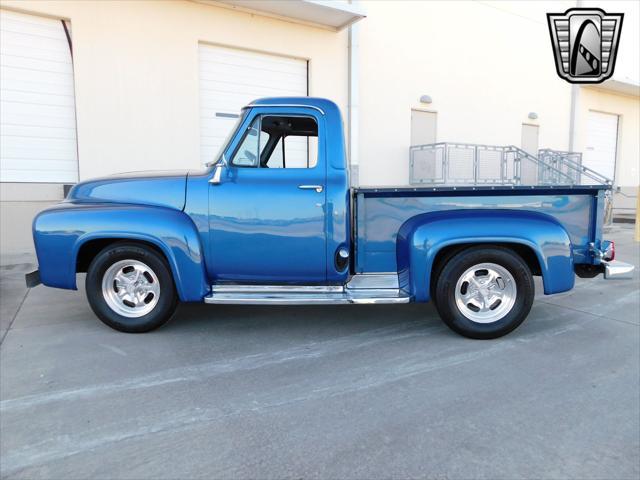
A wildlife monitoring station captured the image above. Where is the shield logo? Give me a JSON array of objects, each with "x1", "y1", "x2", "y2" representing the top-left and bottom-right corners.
[{"x1": 547, "y1": 8, "x2": 623, "y2": 84}]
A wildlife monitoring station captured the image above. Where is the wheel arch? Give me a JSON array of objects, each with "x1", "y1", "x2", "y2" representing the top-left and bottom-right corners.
[
  {"x1": 432, "y1": 242, "x2": 542, "y2": 277},
  {"x1": 77, "y1": 238, "x2": 169, "y2": 273},
  {"x1": 429, "y1": 242, "x2": 542, "y2": 297},
  {"x1": 75, "y1": 237, "x2": 182, "y2": 300},
  {"x1": 72, "y1": 233, "x2": 206, "y2": 303},
  {"x1": 396, "y1": 209, "x2": 574, "y2": 302},
  {"x1": 33, "y1": 203, "x2": 208, "y2": 302}
]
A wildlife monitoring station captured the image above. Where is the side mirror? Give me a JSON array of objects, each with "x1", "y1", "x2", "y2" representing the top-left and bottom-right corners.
[
  {"x1": 209, "y1": 164, "x2": 224, "y2": 184},
  {"x1": 209, "y1": 154, "x2": 228, "y2": 185}
]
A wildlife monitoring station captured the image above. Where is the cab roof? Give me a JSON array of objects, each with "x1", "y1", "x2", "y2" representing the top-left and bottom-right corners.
[{"x1": 246, "y1": 97, "x2": 341, "y2": 117}]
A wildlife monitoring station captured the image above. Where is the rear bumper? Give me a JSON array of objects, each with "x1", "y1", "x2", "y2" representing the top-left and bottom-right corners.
[
  {"x1": 574, "y1": 260, "x2": 635, "y2": 280},
  {"x1": 602, "y1": 260, "x2": 635, "y2": 279}
]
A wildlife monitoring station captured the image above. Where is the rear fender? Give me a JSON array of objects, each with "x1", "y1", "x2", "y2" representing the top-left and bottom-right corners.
[
  {"x1": 33, "y1": 202, "x2": 208, "y2": 301},
  {"x1": 396, "y1": 209, "x2": 574, "y2": 302}
]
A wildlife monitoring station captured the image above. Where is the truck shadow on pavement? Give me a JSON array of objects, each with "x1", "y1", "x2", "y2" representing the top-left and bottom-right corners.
[{"x1": 169, "y1": 301, "x2": 450, "y2": 337}]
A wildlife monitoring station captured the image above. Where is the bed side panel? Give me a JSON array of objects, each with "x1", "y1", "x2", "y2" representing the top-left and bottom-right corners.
[{"x1": 356, "y1": 192, "x2": 594, "y2": 273}]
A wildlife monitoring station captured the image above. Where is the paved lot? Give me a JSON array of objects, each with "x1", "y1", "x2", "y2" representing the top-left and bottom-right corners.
[{"x1": 1, "y1": 226, "x2": 638, "y2": 479}]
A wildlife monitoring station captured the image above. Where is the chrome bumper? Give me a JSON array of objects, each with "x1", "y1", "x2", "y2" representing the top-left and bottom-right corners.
[{"x1": 602, "y1": 260, "x2": 635, "y2": 279}]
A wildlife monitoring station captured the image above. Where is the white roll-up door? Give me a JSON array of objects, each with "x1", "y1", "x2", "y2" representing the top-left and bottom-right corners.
[
  {"x1": 0, "y1": 9, "x2": 78, "y2": 183},
  {"x1": 199, "y1": 44, "x2": 307, "y2": 165},
  {"x1": 584, "y1": 111, "x2": 619, "y2": 182}
]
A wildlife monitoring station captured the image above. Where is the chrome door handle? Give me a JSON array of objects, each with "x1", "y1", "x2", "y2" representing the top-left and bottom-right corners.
[{"x1": 298, "y1": 185, "x2": 324, "y2": 193}]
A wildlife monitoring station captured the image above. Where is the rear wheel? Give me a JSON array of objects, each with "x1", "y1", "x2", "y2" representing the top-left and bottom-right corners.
[
  {"x1": 86, "y1": 243, "x2": 178, "y2": 333},
  {"x1": 434, "y1": 246, "x2": 534, "y2": 339}
]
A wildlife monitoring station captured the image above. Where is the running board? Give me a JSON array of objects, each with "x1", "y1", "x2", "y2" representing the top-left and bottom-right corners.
[
  {"x1": 204, "y1": 274, "x2": 410, "y2": 305},
  {"x1": 204, "y1": 290, "x2": 410, "y2": 305}
]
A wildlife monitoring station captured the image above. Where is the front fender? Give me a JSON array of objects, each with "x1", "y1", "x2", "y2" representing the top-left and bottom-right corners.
[
  {"x1": 396, "y1": 209, "x2": 574, "y2": 302},
  {"x1": 33, "y1": 202, "x2": 208, "y2": 302}
]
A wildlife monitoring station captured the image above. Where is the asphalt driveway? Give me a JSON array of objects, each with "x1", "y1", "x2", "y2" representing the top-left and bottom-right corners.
[{"x1": 1, "y1": 225, "x2": 638, "y2": 479}]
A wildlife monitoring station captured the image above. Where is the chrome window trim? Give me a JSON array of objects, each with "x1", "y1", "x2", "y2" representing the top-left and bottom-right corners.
[{"x1": 245, "y1": 103, "x2": 325, "y2": 115}]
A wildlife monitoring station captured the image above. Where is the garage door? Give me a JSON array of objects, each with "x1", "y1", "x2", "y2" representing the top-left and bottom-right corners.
[
  {"x1": 0, "y1": 9, "x2": 78, "y2": 183},
  {"x1": 199, "y1": 44, "x2": 307, "y2": 165},
  {"x1": 584, "y1": 111, "x2": 619, "y2": 182}
]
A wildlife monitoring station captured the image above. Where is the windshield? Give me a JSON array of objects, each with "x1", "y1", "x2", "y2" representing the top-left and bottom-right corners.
[{"x1": 206, "y1": 109, "x2": 248, "y2": 167}]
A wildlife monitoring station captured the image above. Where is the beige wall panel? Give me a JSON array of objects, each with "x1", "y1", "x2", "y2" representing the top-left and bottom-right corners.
[
  {"x1": 0, "y1": 183, "x2": 64, "y2": 202},
  {"x1": 0, "y1": 202, "x2": 51, "y2": 255},
  {"x1": 0, "y1": 184, "x2": 63, "y2": 254}
]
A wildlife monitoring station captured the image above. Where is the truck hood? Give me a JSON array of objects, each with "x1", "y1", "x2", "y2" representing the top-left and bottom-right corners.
[{"x1": 67, "y1": 170, "x2": 188, "y2": 210}]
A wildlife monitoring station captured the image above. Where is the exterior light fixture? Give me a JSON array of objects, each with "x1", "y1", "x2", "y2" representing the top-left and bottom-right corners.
[
  {"x1": 419, "y1": 95, "x2": 432, "y2": 104},
  {"x1": 528, "y1": 112, "x2": 538, "y2": 120}
]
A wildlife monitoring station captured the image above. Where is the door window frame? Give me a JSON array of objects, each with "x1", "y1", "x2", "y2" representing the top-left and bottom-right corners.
[
  {"x1": 218, "y1": 106, "x2": 325, "y2": 176},
  {"x1": 228, "y1": 113, "x2": 320, "y2": 170}
]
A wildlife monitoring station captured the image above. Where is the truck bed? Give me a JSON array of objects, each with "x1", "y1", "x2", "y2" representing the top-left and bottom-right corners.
[{"x1": 353, "y1": 184, "x2": 609, "y2": 273}]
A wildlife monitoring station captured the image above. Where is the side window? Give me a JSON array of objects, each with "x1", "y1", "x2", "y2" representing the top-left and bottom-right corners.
[
  {"x1": 230, "y1": 115, "x2": 318, "y2": 169},
  {"x1": 260, "y1": 116, "x2": 318, "y2": 169},
  {"x1": 230, "y1": 117, "x2": 270, "y2": 167}
]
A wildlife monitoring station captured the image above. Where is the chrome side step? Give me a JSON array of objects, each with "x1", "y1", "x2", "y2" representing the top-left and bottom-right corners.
[
  {"x1": 211, "y1": 284, "x2": 344, "y2": 294},
  {"x1": 204, "y1": 273, "x2": 410, "y2": 305},
  {"x1": 204, "y1": 290, "x2": 410, "y2": 305}
]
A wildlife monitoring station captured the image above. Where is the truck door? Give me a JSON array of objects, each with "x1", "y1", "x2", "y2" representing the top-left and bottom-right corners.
[{"x1": 208, "y1": 107, "x2": 327, "y2": 283}]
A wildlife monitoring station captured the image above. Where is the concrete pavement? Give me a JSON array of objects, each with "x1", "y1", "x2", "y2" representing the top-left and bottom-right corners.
[{"x1": 1, "y1": 226, "x2": 638, "y2": 479}]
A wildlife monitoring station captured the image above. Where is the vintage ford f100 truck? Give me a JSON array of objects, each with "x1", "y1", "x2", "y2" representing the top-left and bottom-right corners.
[{"x1": 27, "y1": 97, "x2": 634, "y2": 339}]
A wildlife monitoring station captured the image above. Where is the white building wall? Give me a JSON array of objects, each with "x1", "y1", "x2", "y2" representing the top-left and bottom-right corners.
[
  {"x1": 356, "y1": 0, "x2": 576, "y2": 186},
  {"x1": 0, "y1": 0, "x2": 348, "y2": 180}
]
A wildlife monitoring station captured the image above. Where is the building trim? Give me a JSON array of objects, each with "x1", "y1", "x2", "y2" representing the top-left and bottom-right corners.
[{"x1": 196, "y1": 0, "x2": 365, "y2": 32}]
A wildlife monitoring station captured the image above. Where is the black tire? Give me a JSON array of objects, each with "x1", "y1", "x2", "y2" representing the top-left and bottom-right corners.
[
  {"x1": 86, "y1": 242, "x2": 178, "y2": 333},
  {"x1": 433, "y1": 246, "x2": 534, "y2": 339},
  {"x1": 429, "y1": 244, "x2": 465, "y2": 305}
]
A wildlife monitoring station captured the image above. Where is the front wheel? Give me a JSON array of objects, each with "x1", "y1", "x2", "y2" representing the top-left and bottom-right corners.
[
  {"x1": 434, "y1": 246, "x2": 534, "y2": 339},
  {"x1": 86, "y1": 243, "x2": 178, "y2": 333}
]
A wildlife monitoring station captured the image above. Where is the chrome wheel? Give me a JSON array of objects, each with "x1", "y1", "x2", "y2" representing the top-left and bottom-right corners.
[
  {"x1": 101, "y1": 259, "x2": 160, "y2": 318},
  {"x1": 454, "y1": 262, "x2": 516, "y2": 324}
]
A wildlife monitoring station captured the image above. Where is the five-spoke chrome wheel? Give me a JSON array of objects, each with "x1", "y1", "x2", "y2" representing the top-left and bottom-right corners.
[
  {"x1": 454, "y1": 262, "x2": 516, "y2": 324},
  {"x1": 101, "y1": 259, "x2": 160, "y2": 318},
  {"x1": 430, "y1": 247, "x2": 534, "y2": 338}
]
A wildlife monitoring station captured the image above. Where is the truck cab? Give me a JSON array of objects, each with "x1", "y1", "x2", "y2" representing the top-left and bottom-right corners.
[
  {"x1": 28, "y1": 97, "x2": 634, "y2": 339},
  {"x1": 196, "y1": 98, "x2": 350, "y2": 285}
]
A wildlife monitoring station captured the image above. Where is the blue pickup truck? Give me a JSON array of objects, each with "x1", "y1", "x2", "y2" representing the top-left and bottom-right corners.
[{"x1": 28, "y1": 97, "x2": 633, "y2": 339}]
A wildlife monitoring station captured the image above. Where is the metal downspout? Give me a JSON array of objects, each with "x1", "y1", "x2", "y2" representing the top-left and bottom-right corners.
[
  {"x1": 348, "y1": 21, "x2": 360, "y2": 187},
  {"x1": 568, "y1": 85, "x2": 579, "y2": 152},
  {"x1": 568, "y1": 0, "x2": 583, "y2": 152}
]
